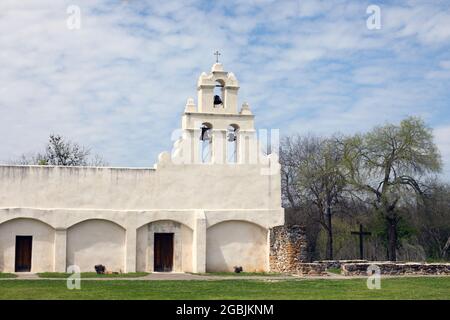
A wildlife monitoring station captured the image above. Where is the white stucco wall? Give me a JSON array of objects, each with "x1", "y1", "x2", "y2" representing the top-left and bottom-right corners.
[
  {"x1": 0, "y1": 159, "x2": 280, "y2": 211},
  {"x1": 0, "y1": 63, "x2": 285, "y2": 273},
  {"x1": 206, "y1": 220, "x2": 268, "y2": 272},
  {"x1": 0, "y1": 218, "x2": 55, "y2": 273},
  {"x1": 181, "y1": 224, "x2": 193, "y2": 272},
  {"x1": 0, "y1": 208, "x2": 283, "y2": 273},
  {"x1": 66, "y1": 219, "x2": 125, "y2": 272},
  {"x1": 136, "y1": 224, "x2": 147, "y2": 272}
]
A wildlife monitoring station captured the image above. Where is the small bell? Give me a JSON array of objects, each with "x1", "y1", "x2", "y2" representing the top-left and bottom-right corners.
[
  {"x1": 200, "y1": 126, "x2": 211, "y2": 141},
  {"x1": 227, "y1": 132, "x2": 236, "y2": 142},
  {"x1": 213, "y1": 95, "x2": 223, "y2": 106}
]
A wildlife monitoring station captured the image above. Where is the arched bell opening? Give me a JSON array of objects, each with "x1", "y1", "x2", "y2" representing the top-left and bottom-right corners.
[
  {"x1": 213, "y1": 80, "x2": 225, "y2": 108},
  {"x1": 227, "y1": 124, "x2": 239, "y2": 163},
  {"x1": 199, "y1": 123, "x2": 213, "y2": 163}
]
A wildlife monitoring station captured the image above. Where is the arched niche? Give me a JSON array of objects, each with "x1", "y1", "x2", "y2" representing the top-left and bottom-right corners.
[
  {"x1": 206, "y1": 220, "x2": 268, "y2": 272},
  {"x1": 66, "y1": 219, "x2": 125, "y2": 272}
]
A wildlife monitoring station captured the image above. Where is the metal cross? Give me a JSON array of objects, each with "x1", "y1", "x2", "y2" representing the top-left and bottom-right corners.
[{"x1": 214, "y1": 50, "x2": 221, "y2": 63}]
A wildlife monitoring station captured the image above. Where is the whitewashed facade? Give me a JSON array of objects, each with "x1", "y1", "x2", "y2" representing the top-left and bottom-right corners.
[{"x1": 0, "y1": 63, "x2": 284, "y2": 273}]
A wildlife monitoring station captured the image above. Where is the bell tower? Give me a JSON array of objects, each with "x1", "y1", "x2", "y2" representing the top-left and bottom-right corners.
[
  {"x1": 197, "y1": 63, "x2": 240, "y2": 114},
  {"x1": 172, "y1": 60, "x2": 258, "y2": 165}
]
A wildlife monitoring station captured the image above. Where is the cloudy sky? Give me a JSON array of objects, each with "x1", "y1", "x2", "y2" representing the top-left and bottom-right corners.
[{"x1": 1, "y1": 0, "x2": 449, "y2": 179}]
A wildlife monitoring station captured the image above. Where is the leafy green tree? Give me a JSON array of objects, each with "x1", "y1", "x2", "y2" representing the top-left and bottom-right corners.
[{"x1": 341, "y1": 117, "x2": 441, "y2": 261}]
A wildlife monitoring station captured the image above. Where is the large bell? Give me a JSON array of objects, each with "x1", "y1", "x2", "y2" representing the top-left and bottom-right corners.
[{"x1": 213, "y1": 95, "x2": 223, "y2": 106}]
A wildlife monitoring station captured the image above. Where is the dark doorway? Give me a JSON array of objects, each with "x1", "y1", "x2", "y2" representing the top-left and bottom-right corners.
[
  {"x1": 15, "y1": 236, "x2": 32, "y2": 272},
  {"x1": 154, "y1": 233, "x2": 174, "y2": 272}
]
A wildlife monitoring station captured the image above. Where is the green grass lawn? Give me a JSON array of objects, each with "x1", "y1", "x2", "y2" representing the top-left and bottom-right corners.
[
  {"x1": 0, "y1": 273, "x2": 17, "y2": 279},
  {"x1": 327, "y1": 268, "x2": 342, "y2": 275},
  {"x1": 0, "y1": 277, "x2": 449, "y2": 300},
  {"x1": 37, "y1": 272, "x2": 149, "y2": 278}
]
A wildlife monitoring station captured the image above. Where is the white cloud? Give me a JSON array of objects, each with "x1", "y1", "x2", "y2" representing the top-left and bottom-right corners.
[
  {"x1": 440, "y1": 60, "x2": 450, "y2": 69},
  {"x1": 383, "y1": 2, "x2": 450, "y2": 45},
  {"x1": 426, "y1": 60, "x2": 450, "y2": 79},
  {"x1": 0, "y1": 0, "x2": 449, "y2": 183},
  {"x1": 434, "y1": 126, "x2": 450, "y2": 180}
]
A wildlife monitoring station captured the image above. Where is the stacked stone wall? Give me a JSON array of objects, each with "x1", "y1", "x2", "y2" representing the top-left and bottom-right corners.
[
  {"x1": 269, "y1": 225, "x2": 326, "y2": 275},
  {"x1": 313, "y1": 260, "x2": 368, "y2": 270},
  {"x1": 342, "y1": 262, "x2": 450, "y2": 276}
]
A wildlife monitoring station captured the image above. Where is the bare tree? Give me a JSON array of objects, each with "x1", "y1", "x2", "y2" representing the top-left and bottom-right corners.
[
  {"x1": 414, "y1": 181, "x2": 450, "y2": 259},
  {"x1": 281, "y1": 134, "x2": 346, "y2": 260},
  {"x1": 12, "y1": 134, "x2": 107, "y2": 166}
]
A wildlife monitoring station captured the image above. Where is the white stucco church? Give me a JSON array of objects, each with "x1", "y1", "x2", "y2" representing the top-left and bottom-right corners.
[{"x1": 0, "y1": 62, "x2": 284, "y2": 274}]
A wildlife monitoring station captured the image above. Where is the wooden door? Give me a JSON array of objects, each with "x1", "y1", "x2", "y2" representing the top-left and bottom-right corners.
[
  {"x1": 154, "y1": 233, "x2": 174, "y2": 272},
  {"x1": 15, "y1": 236, "x2": 32, "y2": 272}
]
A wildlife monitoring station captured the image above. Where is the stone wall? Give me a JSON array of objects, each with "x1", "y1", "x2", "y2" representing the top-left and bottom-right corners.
[
  {"x1": 313, "y1": 260, "x2": 368, "y2": 270},
  {"x1": 269, "y1": 225, "x2": 326, "y2": 275},
  {"x1": 294, "y1": 263, "x2": 327, "y2": 275},
  {"x1": 269, "y1": 225, "x2": 307, "y2": 272},
  {"x1": 268, "y1": 227, "x2": 450, "y2": 277},
  {"x1": 342, "y1": 262, "x2": 450, "y2": 276}
]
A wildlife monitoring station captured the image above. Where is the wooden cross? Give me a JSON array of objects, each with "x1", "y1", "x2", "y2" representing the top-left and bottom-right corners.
[
  {"x1": 351, "y1": 224, "x2": 372, "y2": 260},
  {"x1": 214, "y1": 50, "x2": 221, "y2": 63}
]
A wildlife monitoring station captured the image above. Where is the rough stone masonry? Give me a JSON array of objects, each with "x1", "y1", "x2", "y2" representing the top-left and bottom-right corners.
[
  {"x1": 342, "y1": 262, "x2": 450, "y2": 276},
  {"x1": 269, "y1": 225, "x2": 326, "y2": 275}
]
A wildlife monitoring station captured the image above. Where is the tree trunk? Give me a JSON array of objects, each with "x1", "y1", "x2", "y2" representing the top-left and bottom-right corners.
[
  {"x1": 442, "y1": 237, "x2": 450, "y2": 258},
  {"x1": 386, "y1": 217, "x2": 398, "y2": 261},
  {"x1": 325, "y1": 206, "x2": 333, "y2": 260}
]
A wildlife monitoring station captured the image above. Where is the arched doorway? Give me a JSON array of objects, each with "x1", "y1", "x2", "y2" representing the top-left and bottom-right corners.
[
  {"x1": 136, "y1": 220, "x2": 193, "y2": 272},
  {"x1": 0, "y1": 218, "x2": 55, "y2": 273}
]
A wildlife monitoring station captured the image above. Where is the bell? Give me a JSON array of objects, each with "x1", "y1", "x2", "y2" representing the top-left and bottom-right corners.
[
  {"x1": 214, "y1": 95, "x2": 223, "y2": 106},
  {"x1": 227, "y1": 132, "x2": 236, "y2": 142},
  {"x1": 200, "y1": 126, "x2": 211, "y2": 141}
]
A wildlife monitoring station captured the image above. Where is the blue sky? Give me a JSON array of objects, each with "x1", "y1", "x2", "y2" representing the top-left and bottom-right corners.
[{"x1": 1, "y1": 0, "x2": 450, "y2": 179}]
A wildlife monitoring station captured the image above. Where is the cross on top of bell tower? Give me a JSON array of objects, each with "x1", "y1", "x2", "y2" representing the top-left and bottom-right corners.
[{"x1": 214, "y1": 50, "x2": 221, "y2": 63}]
